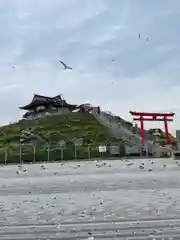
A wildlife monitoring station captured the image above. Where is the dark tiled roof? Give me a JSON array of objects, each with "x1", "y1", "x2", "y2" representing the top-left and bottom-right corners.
[{"x1": 19, "y1": 94, "x2": 77, "y2": 110}]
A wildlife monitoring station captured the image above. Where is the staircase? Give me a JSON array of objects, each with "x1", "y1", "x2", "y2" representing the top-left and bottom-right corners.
[
  {"x1": 91, "y1": 111, "x2": 173, "y2": 156},
  {"x1": 92, "y1": 111, "x2": 141, "y2": 145}
]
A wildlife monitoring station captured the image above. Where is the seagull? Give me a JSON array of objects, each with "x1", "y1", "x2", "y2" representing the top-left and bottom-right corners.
[
  {"x1": 146, "y1": 37, "x2": 149, "y2": 41},
  {"x1": 60, "y1": 61, "x2": 72, "y2": 70},
  {"x1": 127, "y1": 161, "x2": 134, "y2": 166},
  {"x1": 12, "y1": 66, "x2": 15, "y2": 69},
  {"x1": 40, "y1": 164, "x2": 46, "y2": 170},
  {"x1": 138, "y1": 33, "x2": 141, "y2": 39}
]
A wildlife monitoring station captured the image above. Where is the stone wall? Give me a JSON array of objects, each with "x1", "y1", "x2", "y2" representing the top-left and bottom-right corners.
[{"x1": 23, "y1": 107, "x2": 70, "y2": 120}]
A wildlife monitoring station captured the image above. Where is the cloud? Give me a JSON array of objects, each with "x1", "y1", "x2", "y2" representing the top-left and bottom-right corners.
[
  {"x1": 0, "y1": 84, "x2": 18, "y2": 91},
  {"x1": 0, "y1": 0, "x2": 179, "y2": 135}
]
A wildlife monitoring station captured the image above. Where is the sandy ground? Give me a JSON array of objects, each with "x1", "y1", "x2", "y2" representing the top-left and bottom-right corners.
[{"x1": 0, "y1": 157, "x2": 180, "y2": 239}]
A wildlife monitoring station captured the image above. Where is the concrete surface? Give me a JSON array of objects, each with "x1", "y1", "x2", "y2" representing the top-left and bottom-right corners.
[{"x1": 0, "y1": 158, "x2": 180, "y2": 239}]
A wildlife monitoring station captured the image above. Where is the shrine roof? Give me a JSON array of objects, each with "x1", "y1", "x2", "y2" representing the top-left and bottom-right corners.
[{"x1": 19, "y1": 94, "x2": 77, "y2": 110}]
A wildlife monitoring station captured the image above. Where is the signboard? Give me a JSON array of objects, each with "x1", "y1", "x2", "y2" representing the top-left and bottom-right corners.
[
  {"x1": 73, "y1": 138, "x2": 83, "y2": 146},
  {"x1": 98, "y1": 145, "x2": 107, "y2": 153}
]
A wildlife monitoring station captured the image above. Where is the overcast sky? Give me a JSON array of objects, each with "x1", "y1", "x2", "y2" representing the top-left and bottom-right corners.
[{"x1": 0, "y1": 0, "x2": 180, "y2": 134}]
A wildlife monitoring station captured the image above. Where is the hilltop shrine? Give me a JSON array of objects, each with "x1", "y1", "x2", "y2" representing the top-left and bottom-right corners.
[{"x1": 19, "y1": 94, "x2": 77, "y2": 120}]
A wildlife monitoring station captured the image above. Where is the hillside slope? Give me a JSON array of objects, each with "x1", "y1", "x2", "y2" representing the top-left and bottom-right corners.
[
  {"x1": 0, "y1": 112, "x2": 126, "y2": 163},
  {"x1": 20, "y1": 112, "x2": 114, "y2": 143}
]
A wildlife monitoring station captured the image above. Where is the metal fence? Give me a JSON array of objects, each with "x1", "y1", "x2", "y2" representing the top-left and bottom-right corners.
[{"x1": 0, "y1": 143, "x2": 125, "y2": 165}]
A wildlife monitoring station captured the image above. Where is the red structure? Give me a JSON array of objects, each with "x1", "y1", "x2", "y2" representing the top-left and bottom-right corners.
[{"x1": 130, "y1": 111, "x2": 175, "y2": 145}]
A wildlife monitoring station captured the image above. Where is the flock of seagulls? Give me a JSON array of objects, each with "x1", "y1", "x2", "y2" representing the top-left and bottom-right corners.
[
  {"x1": 13, "y1": 158, "x2": 170, "y2": 176},
  {"x1": 0, "y1": 159, "x2": 179, "y2": 239},
  {"x1": 59, "y1": 32, "x2": 150, "y2": 72},
  {"x1": 11, "y1": 32, "x2": 150, "y2": 73},
  {"x1": 12, "y1": 61, "x2": 73, "y2": 71},
  {"x1": 138, "y1": 33, "x2": 150, "y2": 42},
  {"x1": 12, "y1": 158, "x2": 171, "y2": 182},
  {"x1": 126, "y1": 158, "x2": 167, "y2": 172}
]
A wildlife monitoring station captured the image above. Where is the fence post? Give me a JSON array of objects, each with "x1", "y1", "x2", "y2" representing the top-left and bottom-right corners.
[
  {"x1": 33, "y1": 144, "x2": 36, "y2": 163},
  {"x1": 87, "y1": 146, "x2": 91, "y2": 160},
  {"x1": 4, "y1": 150, "x2": 8, "y2": 165},
  {"x1": 74, "y1": 144, "x2": 77, "y2": 160},
  {"x1": 19, "y1": 145, "x2": 22, "y2": 165},
  {"x1": 47, "y1": 145, "x2": 50, "y2": 162},
  {"x1": 60, "y1": 148, "x2": 64, "y2": 161}
]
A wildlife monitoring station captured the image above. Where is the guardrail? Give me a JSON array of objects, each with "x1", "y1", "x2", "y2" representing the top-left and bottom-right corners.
[{"x1": 0, "y1": 143, "x2": 126, "y2": 165}]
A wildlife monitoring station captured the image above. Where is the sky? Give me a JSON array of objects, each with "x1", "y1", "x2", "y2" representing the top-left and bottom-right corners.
[{"x1": 0, "y1": 0, "x2": 180, "y2": 134}]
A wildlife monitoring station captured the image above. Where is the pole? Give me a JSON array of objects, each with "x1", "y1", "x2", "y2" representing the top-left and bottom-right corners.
[
  {"x1": 164, "y1": 117, "x2": 170, "y2": 145},
  {"x1": 4, "y1": 149, "x2": 7, "y2": 165},
  {"x1": 60, "y1": 148, "x2": 64, "y2": 161},
  {"x1": 47, "y1": 138, "x2": 51, "y2": 162},
  {"x1": 74, "y1": 144, "x2": 77, "y2": 159},
  {"x1": 20, "y1": 145, "x2": 22, "y2": 164},
  {"x1": 47, "y1": 145, "x2": 50, "y2": 161},
  {"x1": 140, "y1": 116, "x2": 145, "y2": 145},
  {"x1": 33, "y1": 144, "x2": 36, "y2": 163},
  {"x1": 87, "y1": 146, "x2": 91, "y2": 160}
]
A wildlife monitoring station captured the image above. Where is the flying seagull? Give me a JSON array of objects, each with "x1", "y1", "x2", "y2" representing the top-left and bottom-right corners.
[
  {"x1": 60, "y1": 61, "x2": 72, "y2": 70},
  {"x1": 12, "y1": 66, "x2": 15, "y2": 69},
  {"x1": 138, "y1": 33, "x2": 141, "y2": 39},
  {"x1": 146, "y1": 37, "x2": 149, "y2": 41}
]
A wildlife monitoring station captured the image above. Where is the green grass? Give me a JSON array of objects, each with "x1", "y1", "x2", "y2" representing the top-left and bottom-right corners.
[
  {"x1": 19, "y1": 112, "x2": 113, "y2": 143},
  {"x1": 0, "y1": 112, "x2": 126, "y2": 163}
]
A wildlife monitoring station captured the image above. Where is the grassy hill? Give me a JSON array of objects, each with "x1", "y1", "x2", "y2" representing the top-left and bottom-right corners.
[{"x1": 0, "y1": 112, "x2": 126, "y2": 163}]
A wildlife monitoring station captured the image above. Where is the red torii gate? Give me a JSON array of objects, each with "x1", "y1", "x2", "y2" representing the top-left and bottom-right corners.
[{"x1": 129, "y1": 111, "x2": 175, "y2": 146}]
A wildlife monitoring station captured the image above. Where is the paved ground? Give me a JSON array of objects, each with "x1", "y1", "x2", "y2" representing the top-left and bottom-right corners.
[{"x1": 0, "y1": 158, "x2": 180, "y2": 239}]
